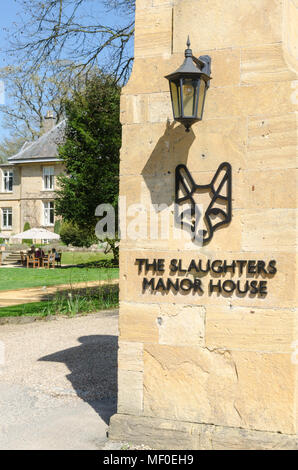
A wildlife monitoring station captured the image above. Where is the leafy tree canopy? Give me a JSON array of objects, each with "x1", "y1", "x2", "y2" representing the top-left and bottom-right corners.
[{"x1": 55, "y1": 72, "x2": 121, "y2": 256}]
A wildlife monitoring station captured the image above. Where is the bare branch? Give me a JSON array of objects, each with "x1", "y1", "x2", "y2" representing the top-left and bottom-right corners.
[{"x1": 6, "y1": 0, "x2": 135, "y2": 84}]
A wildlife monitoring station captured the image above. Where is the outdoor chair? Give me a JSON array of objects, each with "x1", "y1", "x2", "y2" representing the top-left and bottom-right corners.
[
  {"x1": 42, "y1": 254, "x2": 55, "y2": 269},
  {"x1": 27, "y1": 255, "x2": 39, "y2": 268}
]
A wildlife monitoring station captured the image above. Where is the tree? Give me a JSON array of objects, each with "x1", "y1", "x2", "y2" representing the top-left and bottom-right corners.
[
  {"x1": 7, "y1": 0, "x2": 135, "y2": 84},
  {"x1": 0, "y1": 133, "x2": 29, "y2": 162},
  {"x1": 0, "y1": 64, "x2": 87, "y2": 142},
  {"x1": 55, "y1": 72, "x2": 121, "y2": 259}
]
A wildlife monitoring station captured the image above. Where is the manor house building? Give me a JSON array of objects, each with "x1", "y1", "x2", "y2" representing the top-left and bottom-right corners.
[{"x1": 0, "y1": 115, "x2": 65, "y2": 240}]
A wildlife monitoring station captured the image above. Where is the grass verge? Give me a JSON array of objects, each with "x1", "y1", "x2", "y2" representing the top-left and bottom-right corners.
[
  {"x1": 0, "y1": 285, "x2": 119, "y2": 318},
  {"x1": 60, "y1": 251, "x2": 113, "y2": 266}
]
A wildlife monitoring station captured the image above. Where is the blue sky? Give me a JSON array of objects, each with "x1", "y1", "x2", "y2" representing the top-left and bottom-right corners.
[
  {"x1": 0, "y1": 1, "x2": 20, "y2": 67},
  {"x1": 0, "y1": 0, "x2": 133, "y2": 141},
  {"x1": 0, "y1": 1, "x2": 21, "y2": 139}
]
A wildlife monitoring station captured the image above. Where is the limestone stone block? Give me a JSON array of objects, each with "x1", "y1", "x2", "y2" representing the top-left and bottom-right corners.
[
  {"x1": 204, "y1": 81, "x2": 296, "y2": 121},
  {"x1": 118, "y1": 341, "x2": 144, "y2": 372},
  {"x1": 240, "y1": 209, "x2": 296, "y2": 252},
  {"x1": 173, "y1": 0, "x2": 282, "y2": 52},
  {"x1": 143, "y1": 344, "x2": 242, "y2": 427},
  {"x1": 206, "y1": 305, "x2": 296, "y2": 353},
  {"x1": 247, "y1": 113, "x2": 297, "y2": 169},
  {"x1": 158, "y1": 304, "x2": 206, "y2": 347},
  {"x1": 232, "y1": 350, "x2": 296, "y2": 434},
  {"x1": 283, "y1": 0, "x2": 298, "y2": 72},
  {"x1": 210, "y1": 48, "x2": 241, "y2": 88},
  {"x1": 109, "y1": 414, "x2": 202, "y2": 450},
  {"x1": 235, "y1": 169, "x2": 297, "y2": 209},
  {"x1": 211, "y1": 425, "x2": 298, "y2": 450},
  {"x1": 123, "y1": 56, "x2": 178, "y2": 96},
  {"x1": 118, "y1": 369, "x2": 143, "y2": 415},
  {"x1": 120, "y1": 173, "x2": 174, "y2": 207},
  {"x1": 136, "y1": 0, "x2": 153, "y2": 9},
  {"x1": 143, "y1": 344, "x2": 296, "y2": 433},
  {"x1": 120, "y1": 94, "x2": 149, "y2": 125},
  {"x1": 241, "y1": 44, "x2": 297, "y2": 84},
  {"x1": 109, "y1": 414, "x2": 298, "y2": 450},
  {"x1": 134, "y1": 6, "x2": 173, "y2": 58},
  {"x1": 148, "y1": 92, "x2": 172, "y2": 123},
  {"x1": 152, "y1": 0, "x2": 173, "y2": 6},
  {"x1": 181, "y1": 119, "x2": 247, "y2": 172},
  {"x1": 119, "y1": 301, "x2": 159, "y2": 343},
  {"x1": 121, "y1": 92, "x2": 173, "y2": 126}
]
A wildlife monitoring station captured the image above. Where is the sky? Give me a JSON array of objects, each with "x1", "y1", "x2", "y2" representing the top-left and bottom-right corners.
[
  {"x1": 0, "y1": 0, "x2": 133, "y2": 141},
  {"x1": 0, "y1": 0, "x2": 20, "y2": 139}
]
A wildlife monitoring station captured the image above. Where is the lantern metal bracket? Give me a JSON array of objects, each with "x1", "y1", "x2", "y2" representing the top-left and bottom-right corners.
[{"x1": 191, "y1": 55, "x2": 212, "y2": 89}]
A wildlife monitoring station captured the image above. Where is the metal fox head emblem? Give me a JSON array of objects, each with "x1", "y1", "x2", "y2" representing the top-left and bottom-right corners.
[{"x1": 175, "y1": 162, "x2": 232, "y2": 245}]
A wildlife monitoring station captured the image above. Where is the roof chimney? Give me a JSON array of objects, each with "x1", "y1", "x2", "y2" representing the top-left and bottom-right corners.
[{"x1": 42, "y1": 110, "x2": 56, "y2": 134}]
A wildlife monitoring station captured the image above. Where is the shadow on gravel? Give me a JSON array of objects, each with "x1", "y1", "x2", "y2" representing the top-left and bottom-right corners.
[{"x1": 39, "y1": 334, "x2": 118, "y2": 425}]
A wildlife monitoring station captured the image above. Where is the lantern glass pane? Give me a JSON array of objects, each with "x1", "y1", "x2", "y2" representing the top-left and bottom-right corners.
[
  {"x1": 170, "y1": 81, "x2": 181, "y2": 118},
  {"x1": 197, "y1": 79, "x2": 206, "y2": 119},
  {"x1": 182, "y1": 79, "x2": 195, "y2": 117}
]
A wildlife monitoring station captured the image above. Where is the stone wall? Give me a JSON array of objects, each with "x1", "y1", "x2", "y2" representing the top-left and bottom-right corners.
[{"x1": 109, "y1": 0, "x2": 297, "y2": 449}]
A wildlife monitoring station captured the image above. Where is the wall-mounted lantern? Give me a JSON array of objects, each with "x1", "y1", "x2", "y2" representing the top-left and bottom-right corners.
[{"x1": 165, "y1": 37, "x2": 212, "y2": 132}]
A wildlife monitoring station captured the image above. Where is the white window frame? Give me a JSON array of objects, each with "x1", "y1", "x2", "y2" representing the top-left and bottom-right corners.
[
  {"x1": 43, "y1": 166, "x2": 54, "y2": 190},
  {"x1": 3, "y1": 170, "x2": 13, "y2": 192},
  {"x1": 2, "y1": 207, "x2": 12, "y2": 230},
  {"x1": 43, "y1": 201, "x2": 55, "y2": 226}
]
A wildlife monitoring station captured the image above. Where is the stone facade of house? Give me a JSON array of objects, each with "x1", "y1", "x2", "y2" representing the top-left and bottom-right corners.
[
  {"x1": 0, "y1": 118, "x2": 65, "y2": 239},
  {"x1": 109, "y1": 0, "x2": 298, "y2": 450}
]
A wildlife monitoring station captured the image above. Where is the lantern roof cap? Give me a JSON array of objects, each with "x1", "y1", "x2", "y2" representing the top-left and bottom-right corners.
[{"x1": 165, "y1": 37, "x2": 211, "y2": 81}]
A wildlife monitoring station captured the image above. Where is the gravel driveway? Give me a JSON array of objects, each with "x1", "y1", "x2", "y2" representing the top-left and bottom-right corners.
[{"x1": 0, "y1": 311, "x2": 118, "y2": 450}]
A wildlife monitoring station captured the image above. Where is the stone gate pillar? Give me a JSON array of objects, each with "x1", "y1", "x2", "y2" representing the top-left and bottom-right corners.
[{"x1": 109, "y1": 0, "x2": 298, "y2": 449}]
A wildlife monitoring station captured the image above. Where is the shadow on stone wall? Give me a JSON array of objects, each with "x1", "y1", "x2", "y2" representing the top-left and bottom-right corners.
[
  {"x1": 142, "y1": 121, "x2": 195, "y2": 207},
  {"x1": 39, "y1": 334, "x2": 118, "y2": 425}
]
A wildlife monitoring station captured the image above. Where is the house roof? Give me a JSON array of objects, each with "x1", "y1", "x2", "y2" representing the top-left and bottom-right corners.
[{"x1": 8, "y1": 120, "x2": 66, "y2": 164}]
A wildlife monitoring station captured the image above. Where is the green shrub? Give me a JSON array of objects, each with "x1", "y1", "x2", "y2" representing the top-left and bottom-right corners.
[
  {"x1": 23, "y1": 222, "x2": 32, "y2": 245},
  {"x1": 54, "y1": 220, "x2": 62, "y2": 234},
  {"x1": 60, "y1": 222, "x2": 96, "y2": 248}
]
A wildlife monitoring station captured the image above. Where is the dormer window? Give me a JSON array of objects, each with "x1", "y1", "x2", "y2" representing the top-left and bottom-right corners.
[
  {"x1": 43, "y1": 166, "x2": 54, "y2": 190},
  {"x1": 3, "y1": 170, "x2": 13, "y2": 192}
]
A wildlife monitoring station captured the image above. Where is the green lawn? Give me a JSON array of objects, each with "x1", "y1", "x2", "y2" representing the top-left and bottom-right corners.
[
  {"x1": 0, "y1": 266, "x2": 119, "y2": 291},
  {"x1": 60, "y1": 251, "x2": 113, "y2": 265}
]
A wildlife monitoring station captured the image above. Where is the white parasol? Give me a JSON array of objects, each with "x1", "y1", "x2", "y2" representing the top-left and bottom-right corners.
[{"x1": 10, "y1": 227, "x2": 60, "y2": 241}]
